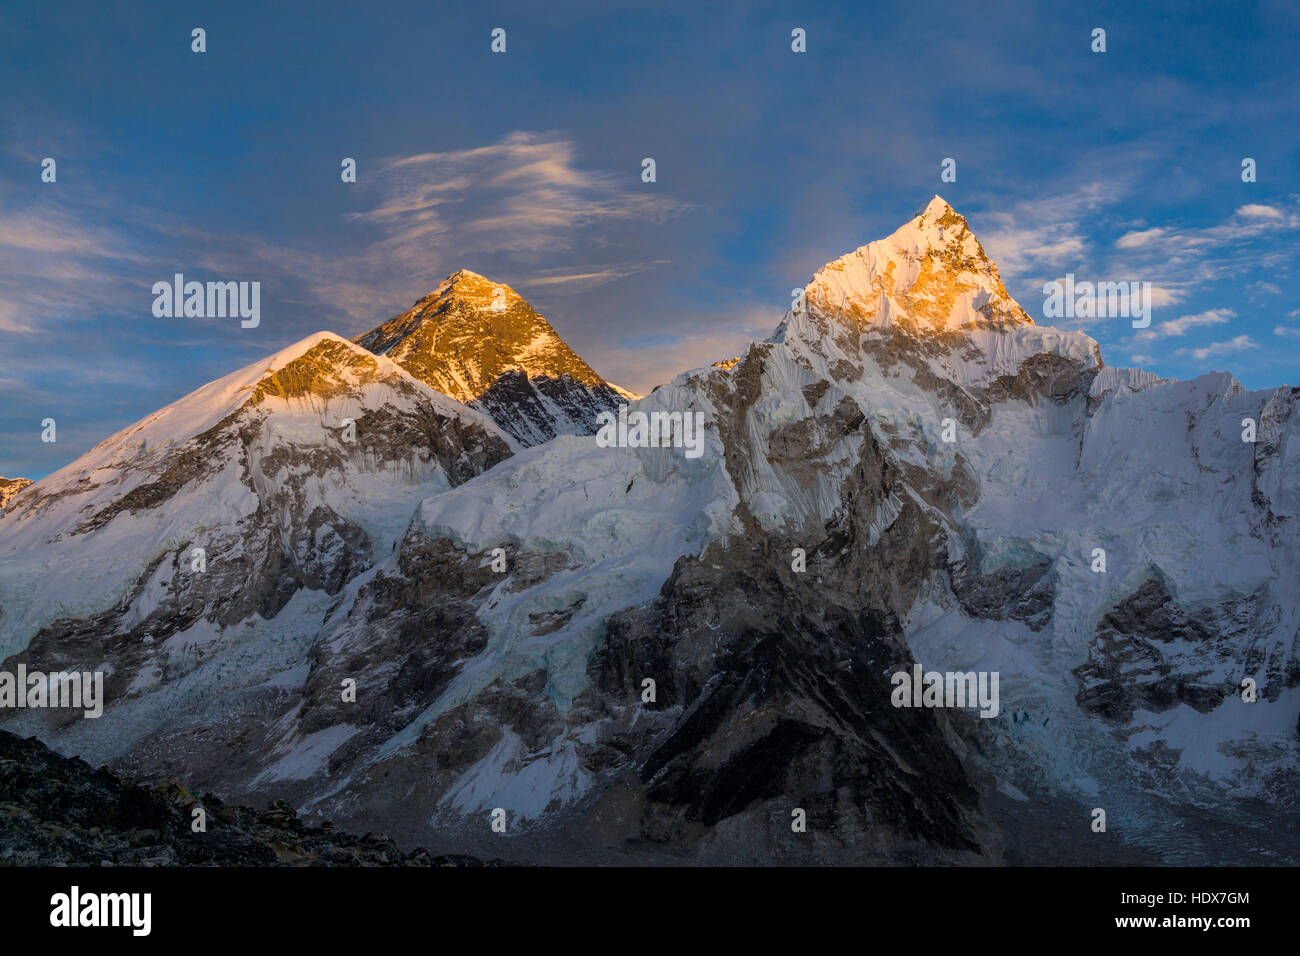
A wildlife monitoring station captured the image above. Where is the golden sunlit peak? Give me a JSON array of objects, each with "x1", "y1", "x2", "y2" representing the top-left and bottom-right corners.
[
  {"x1": 411, "y1": 268, "x2": 520, "y2": 310},
  {"x1": 795, "y1": 195, "x2": 1031, "y2": 335},
  {"x1": 915, "y1": 194, "x2": 955, "y2": 219}
]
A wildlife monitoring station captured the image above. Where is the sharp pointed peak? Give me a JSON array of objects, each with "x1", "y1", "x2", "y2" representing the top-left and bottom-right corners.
[
  {"x1": 352, "y1": 271, "x2": 632, "y2": 409},
  {"x1": 914, "y1": 194, "x2": 954, "y2": 218},
  {"x1": 791, "y1": 194, "x2": 1033, "y2": 337},
  {"x1": 906, "y1": 195, "x2": 972, "y2": 232}
]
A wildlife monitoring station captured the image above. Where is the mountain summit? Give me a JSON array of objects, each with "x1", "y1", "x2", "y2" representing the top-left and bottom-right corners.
[
  {"x1": 354, "y1": 270, "x2": 634, "y2": 446},
  {"x1": 791, "y1": 194, "x2": 1034, "y2": 338}
]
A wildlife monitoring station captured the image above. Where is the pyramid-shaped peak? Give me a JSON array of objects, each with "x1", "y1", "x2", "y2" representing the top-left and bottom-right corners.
[
  {"x1": 413, "y1": 269, "x2": 517, "y2": 308},
  {"x1": 353, "y1": 271, "x2": 627, "y2": 406},
  {"x1": 913, "y1": 194, "x2": 958, "y2": 221},
  {"x1": 791, "y1": 195, "x2": 1032, "y2": 337},
  {"x1": 443, "y1": 268, "x2": 495, "y2": 288},
  {"x1": 894, "y1": 195, "x2": 976, "y2": 247},
  {"x1": 363, "y1": 270, "x2": 539, "y2": 363}
]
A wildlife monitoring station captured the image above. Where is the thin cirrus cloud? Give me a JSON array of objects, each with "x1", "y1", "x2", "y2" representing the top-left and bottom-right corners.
[
  {"x1": 0, "y1": 131, "x2": 687, "y2": 342},
  {"x1": 349, "y1": 132, "x2": 687, "y2": 264},
  {"x1": 521, "y1": 261, "x2": 672, "y2": 288},
  {"x1": 0, "y1": 206, "x2": 152, "y2": 334},
  {"x1": 203, "y1": 131, "x2": 691, "y2": 337}
]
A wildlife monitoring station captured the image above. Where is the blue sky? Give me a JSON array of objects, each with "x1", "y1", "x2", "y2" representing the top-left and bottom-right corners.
[{"x1": 2, "y1": 0, "x2": 1299, "y2": 479}]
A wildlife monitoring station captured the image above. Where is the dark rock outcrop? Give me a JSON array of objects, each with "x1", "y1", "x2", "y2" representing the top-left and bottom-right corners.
[{"x1": 0, "y1": 729, "x2": 499, "y2": 866}]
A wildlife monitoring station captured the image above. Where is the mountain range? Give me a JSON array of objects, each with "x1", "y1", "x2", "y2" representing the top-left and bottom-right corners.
[{"x1": 1, "y1": 196, "x2": 1296, "y2": 865}]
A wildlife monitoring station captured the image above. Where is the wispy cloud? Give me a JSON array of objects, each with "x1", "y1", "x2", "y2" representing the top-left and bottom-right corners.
[
  {"x1": 1174, "y1": 335, "x2": 1258, "y2": 361},
  {"x1": 0, "y1": 131, "x2": 691, "y2": 343},
  {"x1": 1116, "y1": 227, "x2": 1166, "y2": 250},
  {"x1": 983, "y1": 180, "x2": 1300, "y2": 341},
  {"x1": 521, "y1": 260, "x2": 671, "y2": 288},
  {"x1": 980, "y1": 182, "x2": 1118, "y2": 278},
  {"x1": 188, "y1": 132, "x2": 691, "y2": 335},
  {"x1": 0, "y1": 204, "x2": 151, "y2": 335},
  {"x1": 350, "y1": 132, "x2": 687, "y2": 267},
  {"x1": 1114, "y1": 203, "x2": 1300, "y2": 264},
  {"x1": 1134, "y1": 307, "x2": 1235, "y2": 342}
]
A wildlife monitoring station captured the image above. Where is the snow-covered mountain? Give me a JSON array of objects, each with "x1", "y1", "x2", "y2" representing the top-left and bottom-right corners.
[
  {"x1": 0, "y1": 477, "x2": 31, "y2": 512},
  {"x1": 2, "y1": 197, "x2": 1296, "y2": 864},
  {"x1": 0, "y1": 330, "x2": 511, "y2": 668},
  {"x1": 354, "y1": 270, "x2": 635, "y2": 447}
]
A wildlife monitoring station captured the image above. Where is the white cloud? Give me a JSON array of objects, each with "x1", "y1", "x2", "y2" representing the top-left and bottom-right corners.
[
  {"x1": 1236, "y1": 204, "x2": 1284, "y2": 220},
  {"x1": 1134, "y1": 307, "x2": 1234, "y2": 341},
  {"x1": 1148, "y1": 285, "x2": 1186, "y2": 309},
  {"x1": 1100, "y1": 204, "x2": 1300, "y2": 304},
  {"x1": 1116, "y1": 227, "x2": 1166, "y2": 249},
  {"x1": 1274, "y1": 326, "x2": 1300, "y2": 339},
  {"x1": 1175, "y1": 335, "x2": 1258, "y2": 361},
  {"x1": 979, "y1": 182, "x2": 1117, "y2": 277}
]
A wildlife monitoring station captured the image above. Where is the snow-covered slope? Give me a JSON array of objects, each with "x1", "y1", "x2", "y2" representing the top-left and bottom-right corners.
[
  {"x1": 0, "y1": 331, "x2": 512, "y2": 662},
  {"x1": 3, "y1": 198, "x2": 1296, "y2": 865},
  {"x1": 354, "y1": 270, "x2": 634, "y2": 447}
]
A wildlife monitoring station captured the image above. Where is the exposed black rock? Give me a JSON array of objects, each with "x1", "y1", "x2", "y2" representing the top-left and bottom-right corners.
[{"x1": 0, "y1": 729, "x2": 500, "y2": 866}]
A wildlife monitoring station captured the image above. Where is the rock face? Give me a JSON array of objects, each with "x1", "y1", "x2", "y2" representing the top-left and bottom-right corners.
[
  {"x1": 0, "y1": 477, "x2": 31, "y2": 512},
  {"x1": 1, "y1": 196, "x2": 1297, "y2": 865},
  {"x1": 0, "y1": 730, "x2": 496, "y2": 866},
  {"x1": 354, "y1": 270, "x2": 634, "y2": 447}
]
